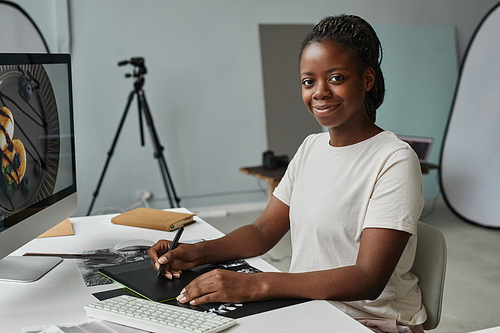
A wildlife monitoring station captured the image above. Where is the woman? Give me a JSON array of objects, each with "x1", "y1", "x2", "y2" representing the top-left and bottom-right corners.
[{"x1": 149, "y1": 15, "x2": 426, "y2": 333}]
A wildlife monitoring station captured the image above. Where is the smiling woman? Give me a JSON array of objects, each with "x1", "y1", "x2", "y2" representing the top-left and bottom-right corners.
[
  {"x1": 298, "y1": 15, "x2": 385, "y2": 147},
  {"x1": 149, "y1": 15, "x2": 426, "y2": 333},
  {"x1": 299, "y1": 15, "x2": 385, "y2": 123},
  {"x1": 299, "y1": 41, "x2": 377, "y2": 146}
]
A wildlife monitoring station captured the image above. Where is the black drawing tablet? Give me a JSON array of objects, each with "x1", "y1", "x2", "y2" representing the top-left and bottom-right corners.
[
  {"x1": 99, "y1": 259, "x2": 199, "y2": 302},
  {"x1": 97, "y1": 258, "x2": 310, "y2": 318}
]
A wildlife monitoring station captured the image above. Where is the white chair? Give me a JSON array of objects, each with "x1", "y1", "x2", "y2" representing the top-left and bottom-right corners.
[{"x1": 411, "y1": 221, "x2": 447, "y2": 331}]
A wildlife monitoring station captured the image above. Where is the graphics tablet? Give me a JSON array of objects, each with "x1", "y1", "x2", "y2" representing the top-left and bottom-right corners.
[
  {"x1": 99, "y1": 259, "x2": 199, "y2": 302},
  {"x1": 98, "y1": 259, "x2": 311, "y2": 319}
]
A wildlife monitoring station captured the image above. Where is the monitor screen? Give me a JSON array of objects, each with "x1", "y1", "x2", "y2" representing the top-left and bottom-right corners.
[
  {"x1": 0, "y1": 53, "x2": 77, "y2": 282},
  {"x1": 397, "y1": 135, "x2": 434, "y2": 164}
]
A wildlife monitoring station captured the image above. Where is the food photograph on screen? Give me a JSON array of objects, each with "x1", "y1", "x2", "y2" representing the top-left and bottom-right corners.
[{"x1": 0, "y1": 63, "x2": 60, "y2": 228}]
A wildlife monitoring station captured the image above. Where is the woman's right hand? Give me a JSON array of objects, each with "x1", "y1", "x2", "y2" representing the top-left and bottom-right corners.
[{"x1": 148, "y1": 240, "x2": 202, "y2": 279}]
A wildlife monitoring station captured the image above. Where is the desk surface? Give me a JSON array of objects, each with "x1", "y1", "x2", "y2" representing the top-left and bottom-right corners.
[
  {"x1": 1, "y1": 209, "x2": 370, "y2": 332},
  {"x1": 470, "y1": 328, "x2": 500, "y2": 333}
]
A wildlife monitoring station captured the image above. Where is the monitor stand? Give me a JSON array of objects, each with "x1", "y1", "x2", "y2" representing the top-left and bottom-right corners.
[{"x1": 0, "y1": 256, "x2": 62, "y2": 282}]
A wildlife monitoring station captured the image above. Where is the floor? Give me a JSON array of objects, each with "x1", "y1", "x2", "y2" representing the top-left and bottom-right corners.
[{"x1": 202, "y1": 198, "x2": 500, "y2": 333}]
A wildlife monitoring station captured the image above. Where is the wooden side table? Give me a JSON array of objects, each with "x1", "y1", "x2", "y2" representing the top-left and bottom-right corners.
[
  {"x1": 239, "y1": 165, "x2": 287, "y2": 200},
  {"x1": 421, "y1": 163, "x2": 440, "y2": 174}
]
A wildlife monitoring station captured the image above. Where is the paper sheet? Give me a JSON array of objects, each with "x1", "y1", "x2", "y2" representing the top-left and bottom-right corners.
[
  {"x1": 22, "y1": 320, "x2": 148, "y2": 333},
  {"x1": 37, "y1": 218, "x2": 74, "y2": 238}
]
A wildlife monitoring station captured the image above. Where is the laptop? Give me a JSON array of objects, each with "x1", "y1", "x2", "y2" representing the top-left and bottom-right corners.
[{"x1": 397, "y1": 135, "x2": 434, "y2": 164}]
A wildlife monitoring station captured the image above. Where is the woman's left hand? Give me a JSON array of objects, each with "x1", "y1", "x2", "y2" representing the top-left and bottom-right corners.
[{"x1": 176, "y1": 269, "x2": 265, "y2": 305}]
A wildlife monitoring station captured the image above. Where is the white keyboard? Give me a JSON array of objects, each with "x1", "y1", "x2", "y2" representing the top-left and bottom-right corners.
[{"x1": 85, "y1": 295, "x2": 237, "y2": 333}]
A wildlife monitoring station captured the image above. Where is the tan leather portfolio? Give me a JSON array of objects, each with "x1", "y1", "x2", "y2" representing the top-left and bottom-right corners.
[{"x1": 111, "y1": 208, "x2": 195, "y2": 231}]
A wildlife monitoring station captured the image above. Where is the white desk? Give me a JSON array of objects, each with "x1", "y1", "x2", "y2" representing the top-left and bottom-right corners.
[
  {"x1": 0, "y1": 209, "x2": 371, "y2": 332},
  {"x1": 470, "y1": 328, "x2": 500, "y2": 333}
]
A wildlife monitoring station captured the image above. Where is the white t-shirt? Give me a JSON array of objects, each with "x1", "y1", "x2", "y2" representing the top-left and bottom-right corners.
[{"x1": 273, "y1": 131, "x2": 426, "y2": 325}]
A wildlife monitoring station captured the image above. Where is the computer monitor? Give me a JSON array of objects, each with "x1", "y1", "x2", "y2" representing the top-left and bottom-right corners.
[
  {"x1": 397, "y1": 135, "x2": 434, "y2": 164},
  {"x1": 0, "y1": 53, "x2": 77, "y2": 282}
]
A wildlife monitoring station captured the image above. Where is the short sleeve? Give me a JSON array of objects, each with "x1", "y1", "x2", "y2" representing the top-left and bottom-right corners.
[
  {"x1": 273, "y1": 155, "x2": 295, "y2": 207},
  {"x1": 272, "y1": 134, "x2": 312, "y2": 207},
  {"x1": 363, "y1": 148, "x2": 424, "y2": 234}
]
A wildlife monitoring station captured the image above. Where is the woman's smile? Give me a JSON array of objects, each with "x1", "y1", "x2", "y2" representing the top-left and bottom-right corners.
[{"x1": 312, "y1": 103, "x2": 341, "y2": 115}]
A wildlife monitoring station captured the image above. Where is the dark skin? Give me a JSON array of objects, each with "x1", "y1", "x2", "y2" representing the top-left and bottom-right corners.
[
  {"x1": 148, "y1": 40, "x2": 411, "y2": 306},
  {"x1": 300, "y1": 40, "x2": 383, "y2": 146}
]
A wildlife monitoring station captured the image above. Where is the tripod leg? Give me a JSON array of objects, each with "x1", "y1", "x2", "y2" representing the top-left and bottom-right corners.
[
  {"x1": 87, "y1": 90, "x2": 136, "y2": 215},
  {"x1": 138, "y1": 90, "x2": 181, "y2": 208},
  {"x1": 137, "y1": 95, "x2": 145, "y2": 146},
  {"x1": 158, "y1": 155, "x2": 181, "y2": 207}
]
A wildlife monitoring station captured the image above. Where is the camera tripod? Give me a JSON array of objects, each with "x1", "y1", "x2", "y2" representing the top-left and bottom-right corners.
[{"x1": 87, "y1": 57, "x2": 180, "y2": 216}]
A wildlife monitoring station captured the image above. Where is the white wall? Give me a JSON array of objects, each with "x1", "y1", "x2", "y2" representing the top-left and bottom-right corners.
[
  {"x1": 11, "y1": 0, "x2": 500, "y2": 216},
  {"x1": 12, "y1": 0, "x2": 70, "y2": 53}
]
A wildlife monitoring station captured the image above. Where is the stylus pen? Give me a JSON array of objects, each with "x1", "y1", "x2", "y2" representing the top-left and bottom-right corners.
[{"x1": 157, "y1": 226, "x2": 184, "y2": 278}]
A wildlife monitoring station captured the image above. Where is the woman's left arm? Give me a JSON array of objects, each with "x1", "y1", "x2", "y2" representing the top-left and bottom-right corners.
[{"x1": 177, "y1": 227, "x2": 410, "y2": 305}]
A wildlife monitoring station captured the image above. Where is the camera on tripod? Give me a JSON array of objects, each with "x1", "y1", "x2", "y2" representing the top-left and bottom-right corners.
[
  {"x1": 87, "y1": 56, "x2": 180, "y2": 215},
  {"x1": 262, "y1": 150, "x2": 289, "y2": 169},
  {"x1": 118, "y1": 57, "x2": 147, "y2": 77}
]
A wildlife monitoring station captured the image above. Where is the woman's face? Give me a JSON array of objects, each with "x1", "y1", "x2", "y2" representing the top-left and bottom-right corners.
[{"x1": 300, "y1": 40, "x2": 374, "y2": 132}]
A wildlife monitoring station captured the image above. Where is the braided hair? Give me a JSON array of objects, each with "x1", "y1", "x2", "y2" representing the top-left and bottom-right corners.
[{"x1": 300, "y1": 15, "x2": 385, "y2": 122}]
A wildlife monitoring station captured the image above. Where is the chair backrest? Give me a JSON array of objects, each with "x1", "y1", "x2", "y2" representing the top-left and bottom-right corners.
[{"x1": 411, "y1": 221, "x2": 447, "y2": 330}]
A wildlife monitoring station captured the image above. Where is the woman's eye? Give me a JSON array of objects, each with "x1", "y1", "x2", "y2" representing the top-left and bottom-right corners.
[
  {"x1": 302, "y1": 79, "x2": 314, "y2": 87},
  {"x1": 330, "y1": 75, "x2": 344, "y2": 82}
]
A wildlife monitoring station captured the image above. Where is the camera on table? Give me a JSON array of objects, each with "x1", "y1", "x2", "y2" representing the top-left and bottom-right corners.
[{"x1": 262, "y1": 150, "x2": 289, "y2": 169}]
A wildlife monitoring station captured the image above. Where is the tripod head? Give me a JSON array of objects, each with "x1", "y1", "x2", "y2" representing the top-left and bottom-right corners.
[
  {"x1": 118, "y1": 57, "x2": 147, "y2": 90},
  {"x1": 118, "y1": 57, "x2": 147, "y2": 78}
]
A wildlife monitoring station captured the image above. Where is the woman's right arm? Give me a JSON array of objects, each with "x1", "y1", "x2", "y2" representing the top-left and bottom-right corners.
[{"x1": 148, "y1": 196, "x2": 290, "y2": 278}]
